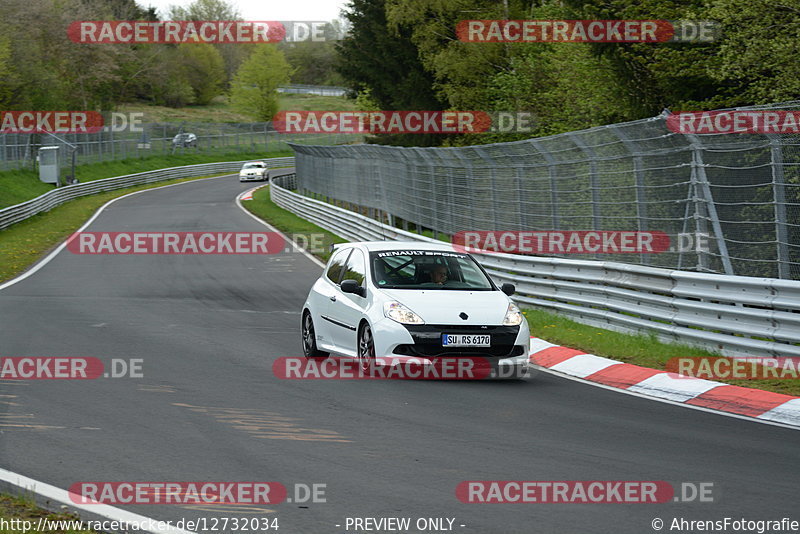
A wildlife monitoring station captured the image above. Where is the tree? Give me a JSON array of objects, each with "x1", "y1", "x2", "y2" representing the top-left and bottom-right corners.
[
  {"x1": 0, "y1": 37, "x2": 15, "y2": 109},
  {"x1": 230, "y1": 45, "x2": 293, "y2": 121},
  {"x1": 384, "y1": 0, "x2": 509, "y2": 111},
  {"x1": 561, "y1": 0, "x2": 734, "y2": 114},
  {"x1": 0, "y1": 0, "x2": 125, "y2": 110},
  {"x1": 167, "y1": 0, "x2": 248, "y2": 86},
  {"x1": 179, "y1": 43, "x2": 226, "y2": 105},
  {"x1": 336, "y1": 0, "x2": 445, "y2": 110},
  {"x1": 281, "y1": 38, "x2": 344, "y2": 86},
  {"x1": 167, "y1": 0, "x2": 240, "y2": 21},
  {"x1": 708, "y1": 0, "x2": 800, "y2": 104}
]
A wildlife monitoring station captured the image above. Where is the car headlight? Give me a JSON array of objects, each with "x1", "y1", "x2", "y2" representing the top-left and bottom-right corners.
[
  {"x1": 384, "y1": 301, "x2": 425, "y2": 325},
  {"x1": 502, "y1": 302, "x2": 522, "y2": 326}
]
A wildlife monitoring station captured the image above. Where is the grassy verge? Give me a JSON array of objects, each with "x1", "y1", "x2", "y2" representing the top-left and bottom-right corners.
[
  {"x1": 0, "y1": 150, "x2": 292, "y2": 209},
  {"x1": 116, "y1": 93, "x2": 355, "y2": 123},
  {"x1": 525, "y1": 310, "x2": 800, "y2": 396},
  {"x1": 240, "y1": 186, "x2": 346, "y2": 263},
  {"x1": 244, "y1": 191, "x2": 800, "y2": 397},
  {"x1": 0, "y1": 173, "x2": 231, "y2": 283},
  {"x1": 276, "y1": 93, "x2": 358, "y2": 112},
  {"x1": 0, "y1": 492, "x2": 99, "y2": 533}
]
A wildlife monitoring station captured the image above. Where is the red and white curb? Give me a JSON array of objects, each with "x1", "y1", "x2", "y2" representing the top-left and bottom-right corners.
[
  {"x1": 528, "y1": 338, "x2": 800, "y2": 428},
  {"x1": 237, "y1": 188, "x2": 256, "y2": 201}
]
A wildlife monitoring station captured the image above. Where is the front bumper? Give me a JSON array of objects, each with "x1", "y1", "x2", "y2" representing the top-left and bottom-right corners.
[
  {"x1": 371, "y1": 319, "x2": 531, "y2": 379},
  {"x1": 239, "y1": 174, "x2": 265, "y2": 181}
]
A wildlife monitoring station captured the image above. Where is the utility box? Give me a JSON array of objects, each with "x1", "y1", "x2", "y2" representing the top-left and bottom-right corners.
[
  {"x1": 137, "y1": 131, "x2": 151, "y2": 149},
  {"x1": 38, "y1": 146, "x2": 60, "y2": 185}
]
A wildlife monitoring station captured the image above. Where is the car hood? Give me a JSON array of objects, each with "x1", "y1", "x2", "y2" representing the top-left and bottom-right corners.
[{"x1": 380, "y1": 289, "x2": 510, "y2": 325}]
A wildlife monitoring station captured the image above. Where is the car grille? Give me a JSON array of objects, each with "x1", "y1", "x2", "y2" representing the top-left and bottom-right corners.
[{"x1": 396, "y1": 324, "x2": 522, "y2": 358}]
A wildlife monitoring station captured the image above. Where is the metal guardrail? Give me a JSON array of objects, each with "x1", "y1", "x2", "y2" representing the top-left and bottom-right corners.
[
  {"x1": 277, "y1": 85, "x2": 347, "y2": 97},
  {"x1": 0, "y1": 157, "x2": 295, "y2": 231},
  {"x1": 271, "y1": 174, "x2": 800, "y2": 359}
]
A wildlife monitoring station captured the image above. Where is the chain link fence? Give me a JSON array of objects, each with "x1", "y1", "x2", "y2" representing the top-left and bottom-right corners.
[
  {"x1": 290, "y1": 102, "x2": 800, "y2": 280},
  {"x1": 0, "y1": 122, "x2": 360, "y2": 171}
]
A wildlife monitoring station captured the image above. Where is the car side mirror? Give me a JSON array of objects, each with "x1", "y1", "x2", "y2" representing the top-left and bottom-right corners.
[
  {"x1": 341, "y1": 279, "x2": 366, "y2": 297},
  {"x1": 501, "y1": 283, "x2": 515, "y2": 296}
]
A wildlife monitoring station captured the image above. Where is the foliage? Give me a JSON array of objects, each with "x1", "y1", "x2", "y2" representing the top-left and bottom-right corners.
[
  {"x1": 178, "y1": 44, "x2": 226, "y2": 105},
  {"x1": 230, "y1": 45, "x2": 293, "y2": 121}
]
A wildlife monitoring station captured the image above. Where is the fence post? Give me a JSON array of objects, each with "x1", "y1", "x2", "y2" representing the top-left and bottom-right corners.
[
  {"x1": 687, "y1": 134, "x2": 734, "y2": 275},
  {"x1": 471, "y1": 147, "x2": 501, "y2": 232},
  {"x1": 768, "y1": 135, "x2": 791, "y2": 279},
  {"x1": 530, "y1": 139, "x2": 559, "y2": 230},
  {"x1": 611, "y1": 126, "x2": 650, "y2": 265},
  {"x1": 568, "y1": 132, "x2": 603, "y2": 261}
]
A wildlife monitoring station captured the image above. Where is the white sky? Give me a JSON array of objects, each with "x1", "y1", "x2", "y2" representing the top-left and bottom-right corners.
[{"x1": 138, "y1": 0, "x2": 349, "y2": 22}]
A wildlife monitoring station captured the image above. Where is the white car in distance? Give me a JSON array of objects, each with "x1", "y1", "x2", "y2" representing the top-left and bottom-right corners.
[
  {"x1": 239, "y1": 161, "x2": 268, "y2": 182},
  {"x1": 301, "y1": 241, "x2": 531, "y2": 379}
]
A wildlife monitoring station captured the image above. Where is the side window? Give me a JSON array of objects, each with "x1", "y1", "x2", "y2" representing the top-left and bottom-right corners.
[
  {"x1": 326, "y1": 249, "x2": 351, "y2": 284},
  {"x1": 342, "y1": 249, "x2": 367, "y2": 287}
]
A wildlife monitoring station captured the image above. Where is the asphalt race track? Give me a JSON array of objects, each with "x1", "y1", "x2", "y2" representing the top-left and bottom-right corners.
[{"x1": 1, "y1": 175, "x2": 798, "y2": 534}]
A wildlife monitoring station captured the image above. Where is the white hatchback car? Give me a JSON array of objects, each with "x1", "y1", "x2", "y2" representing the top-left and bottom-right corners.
[
  {"x1": 301, "y1": 241, "x2": 531, "y2": 379},
  {"x1": 239, "y1": 161, "x2": 268, "y2": 182}
]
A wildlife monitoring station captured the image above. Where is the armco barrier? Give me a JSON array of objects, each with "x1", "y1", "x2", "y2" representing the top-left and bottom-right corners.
[
  {"x1": 271, "y1": 174, "x2": 800, "y2": 359},
  {"x1": 0, "y1": 157, "x2": 294, "y2": 231}
]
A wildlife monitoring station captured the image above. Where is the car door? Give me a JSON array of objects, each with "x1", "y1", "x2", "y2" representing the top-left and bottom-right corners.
[
  {"x1": 314, "y1": 248, "x2": 351, "y2": 352},
  {"x1": 326, "y1": 248, "x2": 369, "y2": 355}
]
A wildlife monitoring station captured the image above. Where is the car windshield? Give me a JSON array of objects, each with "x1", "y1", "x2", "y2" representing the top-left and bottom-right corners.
[
  {"x1": 243, "y1": 163, "x2": 264, "y2": 168},
  {"x1": 370, "y1": 250, "x2": 494, "y2": 290}
]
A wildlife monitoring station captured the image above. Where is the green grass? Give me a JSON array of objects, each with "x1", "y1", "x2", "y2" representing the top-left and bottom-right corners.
[
  {"x1": 525, "y1": 308, "x2": 800, "y2": 396},
  {"x1": 0, "y1": 492, "x2": 99, "y2": 533},
  {"x1": 244, "y1": 192, "x2": 800, "y2": 397},
  {"x1": 118, "y1": 97, "x2": 255, "y2": 123},
  {"x1": 0, "y1": 173, "x2": 231, "y2": 283},
  {"x1": 1, "y1": 93, "x2": 357, "y2": 208},
  {"x1": 116, "y1": 93, "x2": 357, "y2": 123},
  {"x1": 0, "y1": 150, "x2": 291, "y2": 209},
  {"x1": 241, "y1": 186, "x2": 346, "y2": 263},
  {"x1": 277, "y1": 93, "x2": 358, "y2": 112}
]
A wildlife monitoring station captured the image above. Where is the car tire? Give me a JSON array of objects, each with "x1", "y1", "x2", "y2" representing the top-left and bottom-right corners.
[
  {"x1": 358, "y1": 323, "x2": 376, "y2": 373},
  {"x1": 302, "y1": 311, "x2": 327, "y2": 358}
]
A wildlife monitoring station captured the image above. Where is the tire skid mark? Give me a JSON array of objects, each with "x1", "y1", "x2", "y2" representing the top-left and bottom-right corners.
[
  {"x1": 138, "y1": 384, "x2": 177, "y2": 393},
  {"x1": 173, "y1": 402, "x2": 351, "y2": 443}
]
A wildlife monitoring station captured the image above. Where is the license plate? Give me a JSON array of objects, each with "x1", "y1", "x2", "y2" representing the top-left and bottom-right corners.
[{"x1": 442, "y1": 334, "x2": 491, "y2": 347}]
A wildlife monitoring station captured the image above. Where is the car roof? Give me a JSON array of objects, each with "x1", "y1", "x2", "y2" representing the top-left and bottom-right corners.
[{"x1": 333, "y1": 241, "x2": 460, "y2": 253}]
